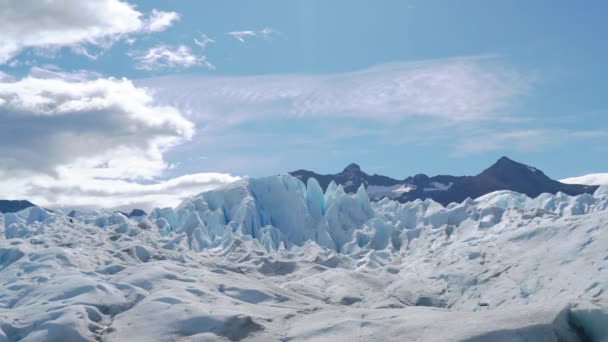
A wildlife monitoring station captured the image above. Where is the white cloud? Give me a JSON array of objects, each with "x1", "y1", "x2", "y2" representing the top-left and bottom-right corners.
[
  {"x1": 28, "y1": 65, "x2": 104, "y2": 81},
  {"x1": 70, "y1": 45, "x2": 102, "y2": 60},
  {"x1": 144, "y1": 9, "x2": 180, "y2": 32},
  {"x1": 31, "y1": 46, "x2": 62, "y2": 59},
  {"x1": 228, "y1": 31, "x2": 256, "y2": 43},
  {"x1": 132, "y1": 45, "x2": 214, "y2": 70},
  {"x1": 0, "y1": 0, "x2": 180, "y2": 64},
  {"x1": 228, "y1": 28, "x2": 279, "y2": 43},
  {"x1": 0, "y1": 70, "x2": 237, "y2": 210},
  {"x1": 2, "y1": 172, "x2": 240, "y2": 211},
  {"x1": 0, "y1": 73, "x2": 193, "y2": 176},
  {"x1": 138, "y1": 57, "x2": 528, "y2": 130}
]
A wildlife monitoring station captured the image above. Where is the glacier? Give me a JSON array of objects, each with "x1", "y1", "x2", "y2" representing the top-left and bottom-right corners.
[{"x1": 1, "y1": 174, "x2": 607, "y2": 341}]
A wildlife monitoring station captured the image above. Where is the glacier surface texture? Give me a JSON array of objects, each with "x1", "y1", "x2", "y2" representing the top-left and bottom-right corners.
[{"x1": 1, "y1": 175, "x2": 607, "y2": 341}]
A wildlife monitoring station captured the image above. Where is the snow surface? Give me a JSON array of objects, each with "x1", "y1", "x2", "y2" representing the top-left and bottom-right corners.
[
  {"x1": 1, "y1": 175, "x2": 607, "y2": 341},
  {"x1": 423, "y1": 181, "x2": 453, "y2": 192},
  {"x1": 562, "y1": 173, "x2": 608, "y2": 186},
  {"x1": 366, "y1": 184, "x2": 414, "y2": 198},
  {"x1": 527, "y1": 166, "x2": 539, "y2": 173}
]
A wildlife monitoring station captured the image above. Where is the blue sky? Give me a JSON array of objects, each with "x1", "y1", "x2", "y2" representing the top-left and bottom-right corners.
[{"x1": 1, "y1": 0, "x2": 607, "y2": 209}]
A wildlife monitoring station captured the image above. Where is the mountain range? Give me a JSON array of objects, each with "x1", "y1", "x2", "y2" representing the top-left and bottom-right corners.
[
  {"x1": 290, "y1": 156, "x2": 599, "y2": 206},
  {"x1": 0, "y1": 157, "x2": 600, "y2": 214}
]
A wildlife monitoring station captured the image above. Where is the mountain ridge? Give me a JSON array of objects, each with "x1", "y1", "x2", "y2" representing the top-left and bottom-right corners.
[{"x1": 290, "y1": 156, "x2": 599, "y2": 206}]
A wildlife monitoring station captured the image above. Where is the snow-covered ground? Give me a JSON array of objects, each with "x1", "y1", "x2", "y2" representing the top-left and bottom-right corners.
[
  {"x1": 423, "y1": 181, "x2": 453, "y2": 192},
  {"x1": 366, "y1": 183, "x2": 414, "y2": 200},
  {"x1": 562, "y1": 173, "x2": 608, "y2": 186},
  {"x1": 1, "y1": 174, "x2": 607, "y2": 341}
]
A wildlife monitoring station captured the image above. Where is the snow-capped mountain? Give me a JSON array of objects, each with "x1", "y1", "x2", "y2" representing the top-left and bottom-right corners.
[
  {"x1": 290, "y1": 156, "x2": 598, "y2": 206},
  {"x1": 1, "y1": 174, "x2": 607, "y2": 340}
]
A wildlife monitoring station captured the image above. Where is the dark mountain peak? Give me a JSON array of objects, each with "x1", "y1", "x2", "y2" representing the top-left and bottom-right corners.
[
  {"x1": 463, "y1": 156, "x2": 597, "y2": 201},
  {"x1": 289, "y1": 157, "x2": 598, "y2": 206},
  {"x1": 491, "y1": 156, "x2": 526, "y2": 169},
  {"x1": 342, "y1": 163, "x2": 362, "y2": 173},
  {"x1": 497, "y1": 156, "x2": 514, "y2": 163},
  {"x1": 412, "y1": 173, "x2": 430, "y2": 183},
  {"x1": 482, "y1": 156, "x2": 546, "y2": 179}
]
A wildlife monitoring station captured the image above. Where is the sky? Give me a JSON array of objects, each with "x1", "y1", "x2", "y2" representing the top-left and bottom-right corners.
[{"x1": 0, "y1": 0, "x2": 607, "y2": 210}]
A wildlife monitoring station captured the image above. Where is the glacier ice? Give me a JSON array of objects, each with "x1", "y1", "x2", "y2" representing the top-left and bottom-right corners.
[
  {"x1": 0, "y1": 173, "x2": 607, "y2": 341},
  {"x1": 595, "y1": 184, "x2": 608, "y2": 198},
  {"x1": 142, "y1": 175, "x2": 608, "y2": 256}
]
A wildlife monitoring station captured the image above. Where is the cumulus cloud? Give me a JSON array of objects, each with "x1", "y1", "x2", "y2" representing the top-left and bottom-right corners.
[
  {"x1": 0, "y1": 70, "x2": 238, "y2": 209},
  {"x1": 228, "y1": 28, "x2": 279, "y2": 43},
  {"x1": 132, "y1": 45, "x2": 214, "y2": 70},
  {"x1": 0, "y1": 0, "x2": 179, "y2": 64},
  {"x1": 0, "y1": 74, "x2": 193, "y2": 175},
  {"x1": 138, "y1": 57, "x2": 529, "y2": 129}
]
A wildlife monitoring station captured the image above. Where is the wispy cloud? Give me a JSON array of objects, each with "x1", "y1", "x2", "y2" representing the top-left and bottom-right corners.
[
  {"x1": 0, "y1": 71, "x2": 14, "y2": 82},
  {"x1": 9, "y1": 172, "x2": 240, "y2": 210},
  {"x1": 454, "y1": 129, "x2": 551, "y2": 156},
  {"x1": 139, "y1": 56, "x2": 529, "y2": 129},
  {"x1": 194, "y1": 34, "x2": 215, "y2": 50},
  {"x1": 136, "y1": 57, "x2": 534, "y2": 176},
  {"x1": 453, "y1": 129, "x2": 608, "y2": 156},
  {"x1": 569, "y1": 130, "x2": 608, "y2": 138},
  {"x1": 28, "y1": 65, "x2": 104, "y2": 81},
  {"x1": 132, "y1": 45, "x2": 214, "y2": 70},
  {"x1": 70, "y1": 45, "x2": 102, "y2": 60},
  {"x1": 228, "y1": 28, "x2": 279, "y2": 43},
  {"x1": 144, "y1": 9, "x2": 180, "y2": 33}
]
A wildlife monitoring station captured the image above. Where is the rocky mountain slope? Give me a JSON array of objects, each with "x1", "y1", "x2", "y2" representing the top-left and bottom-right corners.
[{"x1": 290, "y1": 156, "x2": 598, "y2": 206}]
